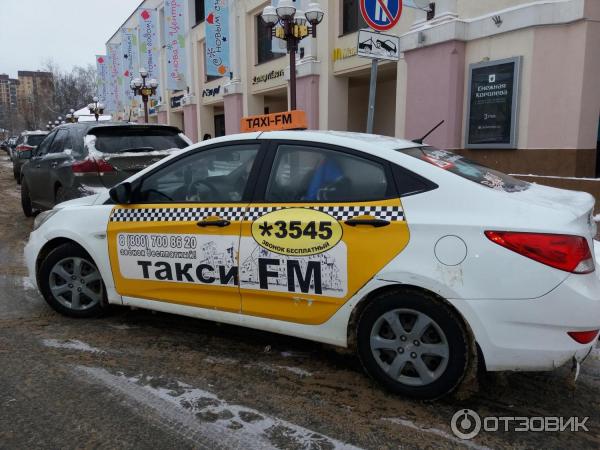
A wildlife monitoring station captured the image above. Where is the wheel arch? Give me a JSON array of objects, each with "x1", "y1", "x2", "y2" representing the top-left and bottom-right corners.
[
  {"x1": 35, "y1": 237, "x2": 93, "y2": 288},
  {"x1": 346, "y1": 283, "x2": 483, "y2": 368}
]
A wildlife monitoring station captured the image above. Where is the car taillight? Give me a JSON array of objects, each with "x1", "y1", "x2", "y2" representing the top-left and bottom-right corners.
[
  {"x1": 71, "y1": 158, "x2": 115, "y2": 174},
  {"x1": 485, "y1": 231, "x2": 595, "y2": 274},
  {"x1": 16, "y1": 144, "x2": 33, "y2": 152},
  {"x1": 568, "y1": 330, "x2": 599, "y2": 344}
]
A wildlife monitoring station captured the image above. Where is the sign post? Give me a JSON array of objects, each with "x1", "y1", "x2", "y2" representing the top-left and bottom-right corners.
[{"x1": 359, "y1": 0, "x2": 402, "y2": 134}]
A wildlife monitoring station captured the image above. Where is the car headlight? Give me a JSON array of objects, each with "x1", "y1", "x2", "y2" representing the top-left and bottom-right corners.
[{"x1": 33, "y1": 209, "x2": 59, "y2": 231}]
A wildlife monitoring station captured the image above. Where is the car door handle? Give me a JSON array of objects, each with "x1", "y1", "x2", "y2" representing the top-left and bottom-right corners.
[
  {"x1": 197, "y1": 219, "x2": 231, "y2": 228},
  {"x1": 35, "y1": 164, "x2": 41, "y2": 168},
  {"x1": 345, "y1": 218, "x2": 390, "y2": 228},
  {"x1": 51, "y1": 162, "x2": 58, "y2": 168}
]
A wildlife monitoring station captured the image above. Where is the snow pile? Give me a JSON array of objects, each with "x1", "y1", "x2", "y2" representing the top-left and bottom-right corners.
[
  {"x1": 42, "y1": 339, "x2": 105, "y2": 354},
  {"x1": 76, "y1": 366, "x2": 357, "y2": 450}
]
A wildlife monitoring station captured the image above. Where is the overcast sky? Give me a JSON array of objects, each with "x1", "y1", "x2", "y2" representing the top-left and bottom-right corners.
[{"x1": 0, "y1": 0, "x2": 142, "y2": 78}]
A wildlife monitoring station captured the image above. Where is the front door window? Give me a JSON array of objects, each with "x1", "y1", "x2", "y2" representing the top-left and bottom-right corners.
[{"x1": 107, "y1": 144, "x2": 261, "y2": 312}]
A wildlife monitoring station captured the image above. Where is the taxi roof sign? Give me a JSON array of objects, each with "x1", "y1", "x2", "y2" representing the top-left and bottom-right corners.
[{"x1": 241, "y1": 110, "x2": 307, "y2": 133}]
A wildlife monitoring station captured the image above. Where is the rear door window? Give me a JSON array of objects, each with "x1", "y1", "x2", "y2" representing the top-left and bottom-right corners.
[
  {"x1": 36, "y1": 132, "x2": 56, "y2": 156},
  {"x1": 401, "y1": 147, "x2": 529, "y2": 193},
  {"x1": 48, "y1": 129, "x2": 68, "y2": 154},
  {"x1": 26, "y1": 135, "x2": 46, "y2": 147},
  {"x1": 90, "y1": 127, "x2": 188, "y2": 154},
  {"x1": 265, "y1": 145, "x2": 392, "y2": 202}
]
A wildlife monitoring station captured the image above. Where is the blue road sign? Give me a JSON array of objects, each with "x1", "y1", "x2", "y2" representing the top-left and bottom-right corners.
[{"x1": 360, "y1": 0, "x2": 403, "y2": 32}]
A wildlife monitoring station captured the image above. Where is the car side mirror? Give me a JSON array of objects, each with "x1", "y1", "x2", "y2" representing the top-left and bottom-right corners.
[{"x1": 109, "y1": 182, "x2": 133, "y2": 204}]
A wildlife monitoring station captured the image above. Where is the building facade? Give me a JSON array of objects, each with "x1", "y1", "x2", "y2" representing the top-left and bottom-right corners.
[
  {"x1": 16, "y1": 70, "x2": 54, "y2": 131},
  {"x1": 0, "y1": 74, "x2": 19, "y2": 135},
  {"x1": 106, "y1": 0, "x2": 600, "y2": 177}
]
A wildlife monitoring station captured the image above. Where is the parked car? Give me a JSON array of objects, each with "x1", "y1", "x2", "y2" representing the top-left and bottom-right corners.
[
  {"x1": 24, "y1": 130, "x2": 600, "y2": 400},
  {"x1": 12, "y1": 131, "x2": 48, "y2": 182},
  {"x1": 20, "y1": 122, "x2": 191, "y2": 216},
  {"x1": 7, "y1": 136, "x2": 18, "y2": 159},
  {"x1": 0, "y1": 140, "x2": 9, "y2": 154}
]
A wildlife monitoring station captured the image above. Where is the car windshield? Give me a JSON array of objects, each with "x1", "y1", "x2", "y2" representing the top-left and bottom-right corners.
[
  {"x1": 401, "y1": 147, "x2": 529, "y2": 193},
  {"x1": 26, "y1": 135, "x2": 46, "y2": 147},
  {"x1": 91, "y1": 127, "x2": 188, "y2": 154}
]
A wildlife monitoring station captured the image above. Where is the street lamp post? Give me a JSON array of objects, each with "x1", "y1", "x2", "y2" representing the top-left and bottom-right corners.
[
  {"x1": 88, "y1": 97, "x2": 105, "y2": 122},
  {"x1": 66, "y1": 109, "x2": 77, "y2": 124},
  {"x1": 130, "y1": 68, "x2": 158, "y2": 123},
  {"x1": 261, "y1": 1, "x2": 324, "y2": 110}
]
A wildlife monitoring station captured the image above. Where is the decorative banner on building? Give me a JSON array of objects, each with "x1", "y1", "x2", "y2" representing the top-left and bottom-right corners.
[
  {"x1": 138, "y1": 8, "x2": 160, "y2": 85},
  {"x1": 106, "y1": 44, "x2": 121, "y2": 113},
  {"x1": 120, "y1": 28, "x2": 140, "y2": 109},
  {"x1": 95, "y1": 55, "x2": 108, "y2": 104},
  {"x1": 204, "y1": 0, "x2": 230, "y2": 77},
  {"x1": 466, "y1": 56, "x2": 522, "y2": 149},
  {"x1": 164, "y1": 0, "x2": 187, "y2": 90}
]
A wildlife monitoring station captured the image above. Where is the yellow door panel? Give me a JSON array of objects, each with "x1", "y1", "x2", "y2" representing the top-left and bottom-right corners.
[
  {"x1": 107, "y1": 204, "x2": 246, "y2": 312},
  {"x1": 239, "y1": 199, "x2": 410, "y2": 325}
]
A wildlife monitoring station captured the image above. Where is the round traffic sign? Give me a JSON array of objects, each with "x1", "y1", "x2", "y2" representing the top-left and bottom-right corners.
[{"x1": 360, "y1": 0, "x2": 403, "y2": 32}]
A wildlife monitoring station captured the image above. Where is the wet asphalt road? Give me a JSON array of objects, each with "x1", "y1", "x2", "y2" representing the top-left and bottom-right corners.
[{"x1": 1, "y1": 154, "x2": 600, "y2": 450}]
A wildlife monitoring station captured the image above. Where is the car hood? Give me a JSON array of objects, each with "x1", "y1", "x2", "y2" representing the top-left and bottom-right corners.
[{"x1": 54, "y1": 194, "x2": 101, "y2": 210}]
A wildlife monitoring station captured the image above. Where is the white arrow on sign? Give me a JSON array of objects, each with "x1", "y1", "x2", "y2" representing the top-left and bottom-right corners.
[{"x1": 357, "y1": 29, "x2": 400, "y2": 61}]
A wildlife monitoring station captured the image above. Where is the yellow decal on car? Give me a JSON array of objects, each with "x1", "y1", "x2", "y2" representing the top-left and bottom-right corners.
[{"x1": 251, "y1": 208, "x2": 343, "y2": 257}]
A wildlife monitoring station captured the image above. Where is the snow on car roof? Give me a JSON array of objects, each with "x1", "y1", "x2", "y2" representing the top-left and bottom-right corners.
[
  {"x1": 262, "y1": 130, "x2": 421, "y2": 150},
  {"x1": 206, "y1": 130, "x2": 421, "y2": 154}
]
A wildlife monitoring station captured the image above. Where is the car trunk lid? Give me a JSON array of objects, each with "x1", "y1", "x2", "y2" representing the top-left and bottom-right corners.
[{"x1": 510, "y1": 183, "x2": 596, "y2": 239}]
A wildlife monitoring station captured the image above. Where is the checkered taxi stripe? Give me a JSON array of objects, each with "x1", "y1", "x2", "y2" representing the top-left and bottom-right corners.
[
  {"x1": 110, "y1": 207, "x2": 246, "y2": 222},
  {"x1": 110, "y1": 205, "x2": 404, "y2": 223}
]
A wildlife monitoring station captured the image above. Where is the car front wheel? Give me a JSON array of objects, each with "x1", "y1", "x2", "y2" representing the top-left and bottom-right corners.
[
  {"x1": 357, "y1": 289, "x2": 470, "y2": 400},
  {"x1": 38, "y1": 243, "x2": 108, "y2": 318}
]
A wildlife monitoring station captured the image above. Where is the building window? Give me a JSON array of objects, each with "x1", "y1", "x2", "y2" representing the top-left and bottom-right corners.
[
  {"x1": 257, "y1": 15, "x2": 282, "y2": 65},
  {"x1": 342, "y1": 0, "x2": 367, "y2": 35},
  {"x1": 195, "y1": 0, "x2": 205, "y2": 24}
]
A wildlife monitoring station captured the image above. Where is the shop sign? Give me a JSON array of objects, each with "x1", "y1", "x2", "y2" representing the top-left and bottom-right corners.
[
  {"x1": 466, "y1": 57, "x2": 522, "y2": 149},
  {"x1": 332, "y1": 47, "x2": 357, "y2": 62},
  {"x1": 170, "y1": 94, "x2": 184, "y2": 108},
  {"x1": 252, "y1": 69, "x2": 285, "y2": 85},
  {"x1": 202, "y1": 85, "x2": 222, "y2": 98},
  {"x1": 241, "y1": 110, "x2": 307, "y2": 133}
]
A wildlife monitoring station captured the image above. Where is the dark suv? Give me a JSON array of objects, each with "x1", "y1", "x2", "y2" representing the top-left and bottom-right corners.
[{"x1": 20, "y1": 122, "x2": 190, "y2": 216}]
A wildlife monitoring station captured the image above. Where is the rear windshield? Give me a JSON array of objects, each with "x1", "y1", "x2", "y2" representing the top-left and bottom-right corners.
[
  {"x1": 26, "y1": 135, "x2": 46, "y2": 147},
  {"x1": 90, "y1": 127, "x2": 188, "y2": 154},
  {"x1": 401, "y1": 147, "x2": 529, "y2": 193}
]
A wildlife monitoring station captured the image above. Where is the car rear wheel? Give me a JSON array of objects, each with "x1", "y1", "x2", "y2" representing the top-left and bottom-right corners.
[
  {"x1": 13, "y1": 166, "x2": 20, "y2": 183},
  {"x1": 55, "y1": 186, "x2": 67, "y2": 205},
  {"x1": 357, "y1": 289, "x2": 469, "y2": 400},
  {"x1": 21, "y1": 179, "x2": 34, "y2": 217},
  {"x1": 39, "y1": 243, "x2": 108, "y2": 318}
]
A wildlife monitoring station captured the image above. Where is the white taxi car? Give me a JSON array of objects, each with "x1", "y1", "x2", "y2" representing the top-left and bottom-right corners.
[{"x1": 25, "y1": 130, "x2": 600, "y2": 399}]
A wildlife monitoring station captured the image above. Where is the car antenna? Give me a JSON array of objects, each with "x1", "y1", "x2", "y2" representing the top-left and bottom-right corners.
[{"x1": 412, "y1": 120, "x2": 445, "y2": 144}]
